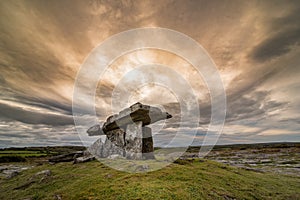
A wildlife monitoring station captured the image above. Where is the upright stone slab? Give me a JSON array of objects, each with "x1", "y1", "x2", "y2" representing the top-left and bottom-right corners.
[
  {"x1": 106, "y1": 129, "x2": 125, "y2": 148},
  {"x1": 88, "y1": 138, "x2": 104, "y2": 157},
  {"x1": 102, "y1": 139, "x2": 125, "y2": 158},
  {"x1": 88, "y1": 128, "x2": 126, "y2": 158},
  {"x1": 125, "y1": 121, "x2": 143, "y2": 159},
  {"x1": 142, "y1": 127, "x2": 155, "y2": 159}
]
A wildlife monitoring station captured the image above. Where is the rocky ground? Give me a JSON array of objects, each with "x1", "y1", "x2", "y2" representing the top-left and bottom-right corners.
[
  {"x1": 0, "y1": 165, "x2": 33, "y2": 179},
  {"x1": 1, "y1": 157, "x2": 299, "y2": 199},
  {"x1": 183, "y1": 143, "x2": 300, "y2": 177},
  {"x1": 0, "y1": 143, "x2": 299, "y2": 179}
]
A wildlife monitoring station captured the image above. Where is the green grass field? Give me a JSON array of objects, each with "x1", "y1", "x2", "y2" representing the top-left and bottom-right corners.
[
  {"x1": 0, "y1": 151, "x2": 48, "y2": 158},
  {"x1": 0, "y1": 146, "x2": 85, "y2": 162},
  {"x1": 0, "y1": 159, "x2": 299, "y2": 200}
]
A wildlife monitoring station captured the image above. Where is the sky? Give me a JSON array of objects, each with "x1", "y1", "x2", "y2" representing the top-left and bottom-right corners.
[{"x1": 0, "y1": 0, "x2": 299, "y2": 148}]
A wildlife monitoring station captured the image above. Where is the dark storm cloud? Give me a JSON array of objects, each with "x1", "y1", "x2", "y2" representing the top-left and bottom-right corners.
[
  {"x1": 0, "y1": 102, "x2": 74, "y2": 126},
  {"x1": 251, "y1": 28, "x2": 300, "y2": 62},
  {"x1": 250, "y1": 5, "x2": 300, "y2": 62},
  {"x1": 11, "y1": 94, "x2": 73, "y2": 115},
  {"x1": 0, "y1": 122, "x2": 80, "y2": 148},
  {"x1": 162, "y1": 89, "x2": 287, "y2": 128},
  {"x1": 24, "y1": 99, "x2": 72, "y2": 115},
  {"x1": 226, "y1": 91, "x2": 287, "y2": 122}
]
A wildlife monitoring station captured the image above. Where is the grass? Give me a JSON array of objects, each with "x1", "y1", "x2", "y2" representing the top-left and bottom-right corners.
[
  {"x1": 0, "y1": 150, "x2": 49, "y2": 162},
  {"x1": 0, "y1": 159, "x2": 299, "y2": 200},
  {"x1": 0, "y1": 154, "x2": 48, "y2": 158},
  {"x1": 0, "y1": 151, "x2": 43, "y2": 154},
  {"x1": 0, "y1": 150, "x2": 49, "y2": 157}
]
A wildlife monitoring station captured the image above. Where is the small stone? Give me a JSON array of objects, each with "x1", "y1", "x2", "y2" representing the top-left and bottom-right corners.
[
  {"x1": 73, "y1": 156, "x2": 95, "y2": 164},
  {"x1": 54, "y1": 194, "x2": 62, "y2": 200},
  {"x1": 135, "y1": 164, "x2": 149, "y2": 172},
  {"x1": 104, "y1": 173, "x2": 113, "y2": 178},
  {"x1": 4, "y1": 170, "x2": 19, "y2": 179},
  {"x1": 35, "y1": 169, "x2": 51, "y2": 176}
]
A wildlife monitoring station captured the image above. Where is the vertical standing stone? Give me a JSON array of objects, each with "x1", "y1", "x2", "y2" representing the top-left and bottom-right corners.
[
  {"x1": 89, "y1": 128, "x2": 126, "y2": 158},
  {"x1": 125, "y1": 121, "x2": 143, "y2": 159},
  {"x1": 142, "y1": 127, "x2": 155, "y2": 159},
  {"x1": 88, "y1": 137, "x2": 104, "y2": 157},
  {"x1": 106, "y1": 129, "x2": 125, "y2": 148},
  {"x1": 102, "y1": 139, "x2": 125, "y2": 157}
]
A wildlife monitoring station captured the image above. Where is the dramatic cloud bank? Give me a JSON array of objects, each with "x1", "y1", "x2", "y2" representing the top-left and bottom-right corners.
[{"x1": 0, "y1": 0, "x2": 299, "y2": 147}]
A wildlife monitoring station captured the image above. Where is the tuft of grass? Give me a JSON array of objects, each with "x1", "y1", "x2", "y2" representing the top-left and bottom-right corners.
[
  {"x1": 0, "y1": 150, "x2": 48, "y2": 159},
  {"x1": 0, "y1": 156, "x2": 26, "y2": 163},
  {"x1": 0, "y1": 151, "x2": 42, "y2": 154},
  {"x1": 0, "y1": 149, "x2": 53, "y2": 163},
  {"x1": 0, "y1": 159, "x2": 299, "y2": 200}
]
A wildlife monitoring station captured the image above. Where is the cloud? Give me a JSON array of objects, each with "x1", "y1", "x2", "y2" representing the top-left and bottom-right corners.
[
  {"x1": 226, "y1": 90, "x2": 287, "y2": 122},
  {"x1": 257, "y1": 129, "x2": 298, "y2": 136},
  {"x1": 0, "y1": 120, "x2": 81, "y2": 148},
  {"x1": 0, "y1": 0, "x2": 299, "y2": 147},
  {"x1": 249, "y1": 2, "x2": 300, "y2": 62},
  {"x1": 0, "y1": 102, "x2": 74, "y2": 126}
]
